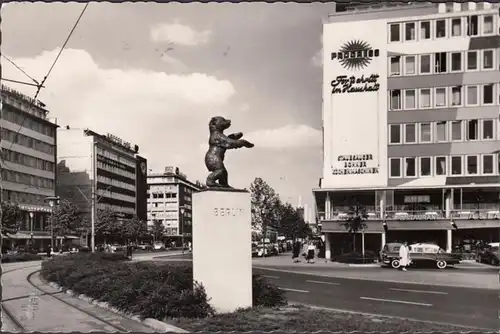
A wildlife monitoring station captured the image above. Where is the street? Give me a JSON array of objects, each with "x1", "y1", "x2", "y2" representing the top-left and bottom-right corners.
[{"x1": 253, "y1": 267, "x2": 499, "y2": 329}]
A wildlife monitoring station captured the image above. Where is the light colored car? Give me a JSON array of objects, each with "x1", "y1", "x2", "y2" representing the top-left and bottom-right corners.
[
  {"x1": 153, "y1": 242, "x2": 165, "y2": 250},
  {"x1": 109, "y1": 244, "x2": 123, "y2": 253}
]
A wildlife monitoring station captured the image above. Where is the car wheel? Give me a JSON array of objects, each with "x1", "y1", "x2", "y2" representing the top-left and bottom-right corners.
[
  {"x1": 391, "y1": 259, "x2": 401, "y2": 269},
  {"x1": 436, "y1": 260, "x2": 447, "y2": 269}
]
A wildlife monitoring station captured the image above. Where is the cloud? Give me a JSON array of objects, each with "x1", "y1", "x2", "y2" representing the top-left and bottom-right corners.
[
  {"x1": 245, "y1": 124, "x2": 321, "y2": 149},
  {"x1": 150, "y1": 23, "x2": 212, "y2": 46},
  {"x1": 311, "y1": 49, "x2": 323, "y2": 67}
]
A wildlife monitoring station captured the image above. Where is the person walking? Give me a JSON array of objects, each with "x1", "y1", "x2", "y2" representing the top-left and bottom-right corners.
[
  {"x1": 399, "y1": 241, "x2": 411, "y2": 271},
  {"x1": 292, "y1": 240, "x2": 301, "y2": 263},
  {"x1": 306, "y1": 241, "x2": 316, "y2": 264},
  {"x1": 46, "y1": 245, "x2": 52, "y2": 259}
]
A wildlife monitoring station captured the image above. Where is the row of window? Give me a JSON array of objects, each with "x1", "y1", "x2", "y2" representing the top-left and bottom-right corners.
[
  {"x1": 389, "y1": 154, "x2": 497, "y2": 178},
  {"x1": 2, "y1": 190, "x2": 49, "y2": 206},
  {"x1": 96, "y1": 202, "x2": 135, "y2": 214},
  {"x1": 150, "y1": 192, "x2": 178, "y2": 199},
  {"x1": 389, "y1": 84, "x2": 497, "y2": 111},
  {"x1": 1, "y1": 169, "x2": 54, "y2": 190},
  {"x1": 148, "y1": 185, "x2": 177, "y2": 192},
  {"x1": 1, "y1": 128, "x2": 55, "y2": 156},
  {"x1": 96, "y1": 147, "x2": 136, "y2": 168},
  {"x1": 2, "y1": 149, "x2": 55, "y2": 172},
  {"x1": 96, "y1": 160, "x2": 136, "y2": 181},
  {"x1": 389, "y1": 119, "x2": 496, "y2": 145},
  {"x1": 388, "y1": 14, "x2": 496, "y2": 43},
  {"x1": 97, "y1": 175, "x2": 136, "y2": 192},
  {"x1": 3, "y1": 107, "x2": 56, "y2": 138},
  {"x1": 389, "y1": 49, "x2": 496, "y2": 77}
]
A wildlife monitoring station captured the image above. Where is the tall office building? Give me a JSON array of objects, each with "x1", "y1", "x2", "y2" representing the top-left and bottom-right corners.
[
  {"x1": 313, "y1": 2, "x2": 500, "y2": 259},
  {"x1": 1, "y1": 85, "x2": 58, "y2": 249},
  {"x1": 57, "y1": 128, "x2": 147, "y2": 224}
]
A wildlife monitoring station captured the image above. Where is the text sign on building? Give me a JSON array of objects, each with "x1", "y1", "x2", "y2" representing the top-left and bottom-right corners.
[
  {"x1": 332, "y1": 154, "x2": 379, "y2": 175},
  {"x1": 213, "y1": 208, "x2": 245, "y2": 217},
  {"x1": 331, "y1": 74, "x2": 380, "y2": 94}
]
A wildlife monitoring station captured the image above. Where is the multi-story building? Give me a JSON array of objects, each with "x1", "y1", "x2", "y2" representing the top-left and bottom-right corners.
[
  {"x1": 313, "y1": 2, "x2": 500, "y2": 259},
  {"x1": 57, "y1": 128, "x2": 147, "y2": 225},
  {"x1": 0, "y1": 85, "x2": 58, "y2": 249},
  {"x1": 147, "y1": 167, "x2": 200, "y2": 241}
]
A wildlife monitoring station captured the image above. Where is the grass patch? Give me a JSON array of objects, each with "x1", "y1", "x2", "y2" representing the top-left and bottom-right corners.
[{"x1": 169, "y1": 305, "x2": 479, "y2": 332}]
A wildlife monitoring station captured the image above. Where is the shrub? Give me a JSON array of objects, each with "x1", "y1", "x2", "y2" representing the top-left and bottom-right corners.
[
  {"x1": 252, "y1": 274, "x2": 287, "y2": 307},
  {"x1": 1, "y1": 253, "x2": 43, "y2": 263},
  {"x1": 333, "y1": 251, "x2": 377, "y2": 264}
]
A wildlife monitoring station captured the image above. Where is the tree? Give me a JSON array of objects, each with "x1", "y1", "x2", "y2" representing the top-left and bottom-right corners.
[
  {"x1": 151, "y1": 219, "x2": 165, "y2": 241},
  {"x1": 96, "y1": 208, "x2": 120, "y2": 243},
  {"x1": 1, "y1": 202, "x2": 22, "y2": 236},
  {"x1": 47, "y1": 199, "x2": 82, "y2": 240},
  {"x1": 123, "y1": 216, "x2": 148, "y2": 243},
  {"x1": 250, "y1": 177, "x2": 281, "y2": 253},
  {"x1": 277, "y1": 202, "x2": 312, "y2": 241},
  {"x1": 341, "y1": 204, "x2": 368, "y2": 253}
]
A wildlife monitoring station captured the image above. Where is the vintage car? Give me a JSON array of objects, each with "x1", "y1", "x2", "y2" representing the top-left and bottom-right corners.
[
  {"x1": 380, "y1": 242, "x2": 460, "y2": 269},
  {"x1": 477, "y1": 242, "x2": 500, "y2": 265}
]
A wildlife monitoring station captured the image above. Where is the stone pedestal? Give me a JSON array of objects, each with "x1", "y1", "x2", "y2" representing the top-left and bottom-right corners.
[{"x1": 192, "y1": 189, "x2": 252, "y2": 313}]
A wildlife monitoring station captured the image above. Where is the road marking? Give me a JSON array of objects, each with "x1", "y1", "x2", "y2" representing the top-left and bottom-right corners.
[
  {"x1": 279, "y1": 287, "x2": 309, "y2": 293},
  {"x1": 306, "y1": 280, "x2": 340, "y2": 286},
  {"x1": 262, "y1": 275, "x2": 279, "y2": 279},
  {"x1": 389, "y1": 288, "x2": 448, "y2": 295},
  {"x1": 360, "y1": 296, "x2": 432, "y2": 307}
]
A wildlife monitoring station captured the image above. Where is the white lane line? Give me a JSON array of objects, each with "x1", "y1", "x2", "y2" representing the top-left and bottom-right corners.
[
  {"x1": 279, "y1": 287, "x2": 309, "y2": 293},
  {"x1": 262, "y1": 275, "x2": 279, "y2": 279},
  {"x1": 389, "y1": 288, "x2": 448, "y2": 295},
  {"x1": 360, "y1": 296, "x2": 432, "y2": 307},
  {"x1": 306, "y1": 280, "x2": 340, "y2": 286}
]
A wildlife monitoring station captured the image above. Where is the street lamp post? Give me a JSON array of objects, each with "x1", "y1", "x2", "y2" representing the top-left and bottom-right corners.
[
  {"x1": 179, "y1": 206, "x2": 186, "y2": 254},
  {"x1": 29, "y1": 212, "x2": 34, "y2": 250},
  {"x1": 45, "y1": 196, "x2": 60, "y2": 251}
]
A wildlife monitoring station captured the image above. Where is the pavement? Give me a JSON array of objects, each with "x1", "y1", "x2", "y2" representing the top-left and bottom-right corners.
[{"x1": 253, "y1": 267, "x2": 500, "y2": 330}]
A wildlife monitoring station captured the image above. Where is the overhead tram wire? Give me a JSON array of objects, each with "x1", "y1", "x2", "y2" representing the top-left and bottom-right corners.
[
  {"x1": 5, "y1": 2, "x2": 90, "y2": 154},
  {"x1": 0, "y1": 53, "x2": 40, "y2": 86}
]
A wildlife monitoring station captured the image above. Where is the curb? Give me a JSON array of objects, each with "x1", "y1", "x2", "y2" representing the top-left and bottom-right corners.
[{"x1": 44, "y1": 281, "x2": 188, "y2": 333}]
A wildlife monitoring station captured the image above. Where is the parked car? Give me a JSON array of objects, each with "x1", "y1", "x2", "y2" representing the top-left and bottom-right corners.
[
  {"x1": 153, "y1": 242, "x2": 165, "y2": 251},
  {"x1": 137, "y1": 243, "x2": 153, "y2": 251},
  {"x1": 477, "y1": 242, "x2": 500, "y2": 265},
  {"x1": 252, "y1": 244, "x2": 259, "y2": 257},
  {"x1": 381, "y1": 242, "x2": 460, "y2": 269},
  {"x1": 109, "y1": 244, "x2": 123, "y2": 253}
]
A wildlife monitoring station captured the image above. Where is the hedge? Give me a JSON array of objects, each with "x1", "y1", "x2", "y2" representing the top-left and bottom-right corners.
[
  {"x1": 1, "y1": 253, "x2": 43, "y2": 263},
  {"x1": 41, "y1": 254, "x2": 287, "y2": 320}
]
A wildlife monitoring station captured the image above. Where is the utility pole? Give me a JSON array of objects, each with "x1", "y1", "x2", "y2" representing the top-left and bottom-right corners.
[{"x1": 91, "y1": 139, "x2": 96, "y2": 253}]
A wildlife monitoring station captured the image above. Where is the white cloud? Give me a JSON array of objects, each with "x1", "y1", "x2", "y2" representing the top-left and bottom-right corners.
[
  {"x1": 150, "y1": 23, "x2": 212, "y2": 46},
  {"x1": 311, "y1": 49, "x2": 323, "y2": 67},
  {"x1": 245, "y1": 124, "x2": 321, "y2": 149}
]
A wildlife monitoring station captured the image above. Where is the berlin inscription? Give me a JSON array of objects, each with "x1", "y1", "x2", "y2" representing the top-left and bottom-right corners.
[{"x1": 213, "y1": 208, "x2": 244, "y2": 217}]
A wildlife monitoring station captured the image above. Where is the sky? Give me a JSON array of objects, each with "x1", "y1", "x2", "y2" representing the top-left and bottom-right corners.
[{"x1": 1, "y1": 2, "x2": 333, "y2": 217}]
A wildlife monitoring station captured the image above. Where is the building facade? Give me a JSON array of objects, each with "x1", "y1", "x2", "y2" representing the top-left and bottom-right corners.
[
  {"x1": 147, "y1": 167, "x2": 200, "y2": 239},
  {"x1": 1, "y1": 85, "x2": 58, "y2": 249},
  {"x1": 57, "y1": 128, "x2": 147, "y2": 224},
  {"x1": 313, "y1": 2, "x2": 500, "y2": 259}
]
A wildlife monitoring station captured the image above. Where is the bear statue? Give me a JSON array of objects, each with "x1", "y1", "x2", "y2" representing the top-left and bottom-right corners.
[{"x1": 204, "y1": 116, "x2": 254, "y2": 188}]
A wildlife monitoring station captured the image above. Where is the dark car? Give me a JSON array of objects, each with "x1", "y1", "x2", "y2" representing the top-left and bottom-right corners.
[
  {"x1": 381, "y1": 242, "x2": 460, "y2": 269},
  {"x1": 477, "y1": 243, "x2": 500, "y2": 265}
]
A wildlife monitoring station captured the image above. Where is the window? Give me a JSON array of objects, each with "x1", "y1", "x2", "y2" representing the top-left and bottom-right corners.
[
  {"x1": 390, "y1": 90, "x2": 402, "y2": 110},
  {"x1": 435, "y1": 19, "x2": 447, "y2": 38},
  {"x1": 466, "y1": 155, "x2": 478, "y2": 175},
  {"x1": 466, "y1": 51, "x2": 478, "y2": 70},
  {"x1": 483, "y1": 84, "x2": 494, "y2": 105},
  {"x1": 451, "y1": 18, "x2": 462, "y2": 36},
  {"x1": 404, "y1": 157, "x2": 417, "y2": 177},
  {"x1": 482, "y1": 50, "x2": 494, "y2": 70},
  {"x1": 482, "y1": 119, "x2": 494, "y2": 139},
  {"x1": 420, "y1": 157, "x2": 432, "y2": 177},
  {"x1": 435, "y1": 87, "x2": 447, "y2": 107},
  {"x1": 436, "y1": 121, "x2": 448, "y2": 142},
  {"x1": 419, "y1": 123, "x2": 432, "y2": 142},
  {"x1": 451, "y1": 86, "x2": 463, "y2": 106},
  {"x1": 466, "y1": 15, "x2": 478, "y2": 36},
  {"x1": 390, "y1": 56, "x2": 401, "y2": 76},
  {"x1": 390, "y1": 23, "x2": 401, "y2": 42},
  {"x1": 405, "y1": 22, "x2": 416, "y2": 41},
  {"x1": 466, "y1": 120, "x2": 479, "y2": 140},
  {"x1": 435, "y1": 156, "x2": 447, "y2": 176},
  {"x1": 390, "y1": 158, "x2": 402, "y2": 177},
  {"x1": 404, "y1": 89, "x2": 416, "y2": 109},
  {"x1": 404, "y1": 56, "x2": 416, "y2": 75},
  {"x1": 419, "y1": 88, "x2": 431, "y2": 108},
  {"x1": 451, "y1": 156, "x2": 463, "y2": 175},
  {"x1": 389, "y1": 124, "x2": 401, "y2": 144},
  {"x1": 434, "y1": 52, "x2": 447, "y2": 73},
  {"x1": 420, "y1": 21, "x2": 431, "y2": 39},
  {"x1": 450, "y1": 52, "x2": 462, "y2": 72},
  {"x1": 404, "y1": 124, "x2": 417, "y2": 143},
  {"x1": 482, "y1": 15, "x2": 493, "y2": 34},
  {"x1": 466, "y1": 85, "x2": 479, "y2": 105},
  {"x1": 482, "y1": 155, "x2": 494, "y2": 174},
  {"x1": 451, "y1": 120, "x2": 463, "y2": 141},
  {"x1": 420, "y1": 54, "x2": 431, "y2": 74}
]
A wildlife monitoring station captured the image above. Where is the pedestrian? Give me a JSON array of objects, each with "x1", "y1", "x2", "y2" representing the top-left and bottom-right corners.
[
  {"x1": 399, "y1": 241, "x2": 411, "y2": 271},
  {"x1": 292, "y1": 240, "x2": 301, "y2": 263},
  {"x1": 306, "y1": 241, "x2": 316, "y2": 264},
  {"x1": 46, "y1": 245, "x2": 52, "y2": 259}
]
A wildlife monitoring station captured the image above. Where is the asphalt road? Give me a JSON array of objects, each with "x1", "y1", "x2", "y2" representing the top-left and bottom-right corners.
[{"x1": 253, "y1": 267, "x2": 499, "y2": 330}]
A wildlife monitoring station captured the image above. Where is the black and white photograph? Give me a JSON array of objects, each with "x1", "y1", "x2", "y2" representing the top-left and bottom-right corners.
[{"x1": 1, "y1": 1, "x2": 499, "y2": 332}]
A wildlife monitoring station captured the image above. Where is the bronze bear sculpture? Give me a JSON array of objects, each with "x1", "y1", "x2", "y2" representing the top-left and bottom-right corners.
[{"x1": 204, "y1": 116, "x2": 254, "y2": 188}]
